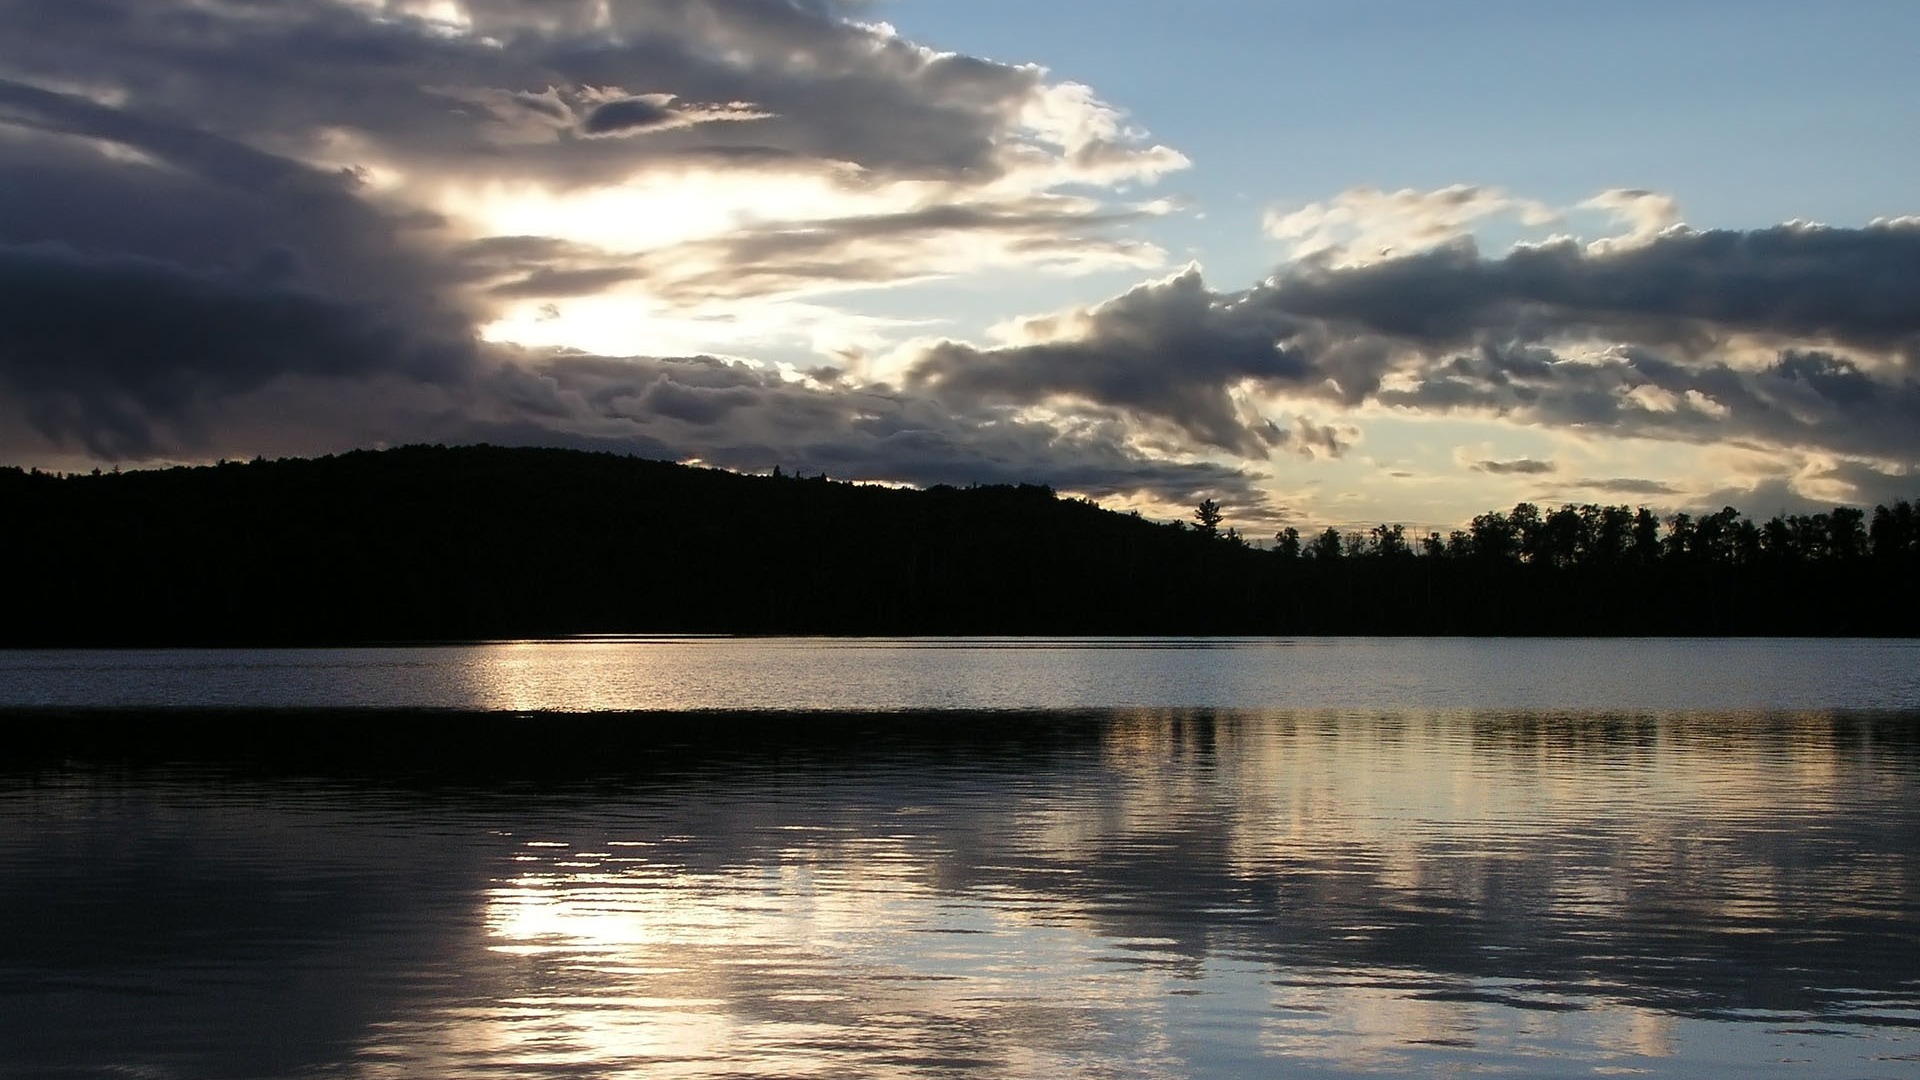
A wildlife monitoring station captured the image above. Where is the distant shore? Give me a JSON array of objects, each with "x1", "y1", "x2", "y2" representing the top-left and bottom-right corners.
[{"x1": 5, "y1": 444, "x2": 1915, "y2": 643}]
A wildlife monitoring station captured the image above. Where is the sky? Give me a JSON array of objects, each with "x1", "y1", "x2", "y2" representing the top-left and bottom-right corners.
[{"x1": 1, "y1": 0, "x2": 1916, "y2": 536}]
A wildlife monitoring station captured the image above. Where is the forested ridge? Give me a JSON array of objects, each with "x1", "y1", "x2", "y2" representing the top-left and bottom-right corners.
[{"x1": 2, "y1": 444, "x2": 1915, "y2": 644}]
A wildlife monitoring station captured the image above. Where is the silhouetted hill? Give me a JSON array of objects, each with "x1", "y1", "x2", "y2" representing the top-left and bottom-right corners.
[
  {"x1": 0, "y1": 445, "x2": 1271, "y2": 644},
  {"x1": 2, "y1": 444, "x2": 1914, "y2": 644}
]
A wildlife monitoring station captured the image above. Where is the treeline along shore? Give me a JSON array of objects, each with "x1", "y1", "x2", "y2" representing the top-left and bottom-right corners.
[{"x1": 3, "y1": 444, "x2": 1916, "y2": 644}]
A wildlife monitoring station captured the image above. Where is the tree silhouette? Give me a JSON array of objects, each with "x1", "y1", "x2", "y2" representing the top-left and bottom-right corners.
[
  {"x1": 1, "y1": 447, "x2": 1914, "y2": 642},
  {"x1": 1193, "y1": 498, "x2": 1223, "y2": 539},
  {"x1": 1368, "y1": 523, "x2": 1409, "y2": 558},
  {"x1": 1307, "y1": 526, "x2": 1344, "y2": 561}
]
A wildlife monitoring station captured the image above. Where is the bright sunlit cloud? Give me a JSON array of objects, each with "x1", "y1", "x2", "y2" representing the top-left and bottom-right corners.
[{"x1": 439, "y1": 168, "x2": 886, "y2": 256}]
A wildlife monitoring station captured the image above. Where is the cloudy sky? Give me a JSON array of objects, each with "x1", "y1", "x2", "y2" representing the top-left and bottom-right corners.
[{"x1": 2, "y1": 0, "x2": 1915, "y2": 534}]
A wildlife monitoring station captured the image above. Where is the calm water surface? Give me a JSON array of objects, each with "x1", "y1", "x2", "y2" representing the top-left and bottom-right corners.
[
  {"x1": 2, "y1": 639, "x2": 1917, "y2": 1078},
  {"x1": 3, "y1": 636, "x2": 1918, "y2": 711}
]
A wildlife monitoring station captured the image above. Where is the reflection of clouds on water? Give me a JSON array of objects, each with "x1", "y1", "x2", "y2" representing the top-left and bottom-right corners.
[
  {"x1": 2, "y1": 710, "x2": 1916, "y2": 1076},
  {"x1": 1260, "y1": 969, "x2": 1683, "y2": 1072},
  {"x1": 357, "y1": 711, "x2": 1916, "y2": 1075},
  {"x1": 0, "y1": 776, "x2": 502, "y2": 1078}
]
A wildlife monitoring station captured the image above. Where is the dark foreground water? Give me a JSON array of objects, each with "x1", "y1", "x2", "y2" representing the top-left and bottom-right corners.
[{"x1": 2, "y1": 640, "x2": 1918, "y2": 1078}]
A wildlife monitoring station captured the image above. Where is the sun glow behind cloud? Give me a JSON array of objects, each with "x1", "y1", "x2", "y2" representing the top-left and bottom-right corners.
[
  {"x1": 441, "y1": 169, "x2": 889, "y2": 257},
  {"x1": 335, "y1": 2, "x2": 1197, "y2": 363},
  {"x1": 340, "y1": 0, "x2": 475, "y2": 29},
  {"x1": 446, "y1": 169, "x2": 915, "y2": 356},
  {"x1": 445, "y1": 167, "x2": 1172, "y2": 359}
]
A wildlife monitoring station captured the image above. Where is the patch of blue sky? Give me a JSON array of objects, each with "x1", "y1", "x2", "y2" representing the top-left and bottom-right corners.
[{"x1": 884, "y1": 0, "x2": 1919, "y2": 265}]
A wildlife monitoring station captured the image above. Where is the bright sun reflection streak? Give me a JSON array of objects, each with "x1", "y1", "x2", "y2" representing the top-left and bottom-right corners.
[{"x1": 468, "y1": 836, "x2": 1201, "y2": 1079}]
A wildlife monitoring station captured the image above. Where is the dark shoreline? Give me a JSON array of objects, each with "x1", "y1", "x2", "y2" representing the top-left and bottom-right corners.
[{"x1": 7, "y1": 445, "x2": 1918, "y2": 644}]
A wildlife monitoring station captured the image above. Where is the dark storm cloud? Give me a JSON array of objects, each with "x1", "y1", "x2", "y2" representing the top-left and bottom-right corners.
[
  {"x1": 0, "y1": 0, "x2": 1171, "y2": 190},
  {"x1": 580, "y1": 96, "x2": 679, "y2": 136},
  {"x1": 0, "y1": 77, "x2": 468, "y2": 331},
  {"x1": 0, "y1": 3, "x2": 1215, "y2": 503},
  {"x1": 1473, "y1": 458, "x2": 1555, "y2": 475},
  {"x1": 0, "y1": 147, "x2": 1221, "y2": 508},
  {"x1": 908, "y1": 222, "x2": 1920, "y2": 462},
  {"x1": 0, "y1": 262, "x2": 1263, "y2": 501},
  {"x1": 570, "y1": 93, "x2": 768, "y2": 138},
  {"x1": 0, "y1": 0, "x2": 1183, "y2": 381},
  {"x1": 0, "y1": 76, "x2": 485, "y2": 456},
  {"x1": 0, "y1": 232, "x2": 1252, "y2": 497},
  {"x1": 1570, "y1": 477, "x2": 1681, "y2": 496},
  {"x1": 1378, "y1": 347, "x2": 1920, "y2": 461},
  {"x1": 139, "y1": 350, "x2": 1270, "y2": 508},
  {"x1": 909, "y1": 268, "x2": 1335, "y2": 456},
  {"x1": 0, "y1": 242, "x2": 464, "y2": 457},
  {"x1": 1271, "y1": 223, "x2": 1920, "y2": 358},
  {"x1": 489, "y1": 353, "x2": 1267, "y2": 503}
]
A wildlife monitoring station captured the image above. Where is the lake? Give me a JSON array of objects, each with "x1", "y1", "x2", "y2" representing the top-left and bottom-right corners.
[
  {"x1": 2, "y1": 638, "x2": 1917, "y2": 1079},
  {"x1": 5, "y1": 636, "x2": 1919, "y2": 712}
]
